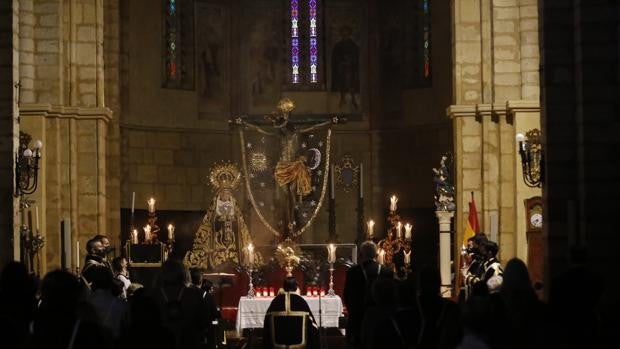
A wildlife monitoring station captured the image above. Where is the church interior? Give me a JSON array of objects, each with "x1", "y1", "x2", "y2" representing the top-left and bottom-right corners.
[{"x1": 1, "y1": 0, "x2": 619, "y2": 348}]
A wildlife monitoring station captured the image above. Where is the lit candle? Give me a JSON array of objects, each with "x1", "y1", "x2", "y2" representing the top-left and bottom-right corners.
[
  {"x1": 35, "y1": 205, "x2": 39, "y2": 231},
  {"x1": 147, "y1": 198, "x2": 156, "y2": 213},
  {"x1": 404, "y1": 250, "x2": 411, "y2": 265},
  {"x1": 390, "y1": 195, "x2": 398, "y2": 212},
  {"x1": 167, "y1": 224, "x2": 175, "y2": 240},
  {"x1": 306, "y1": 288, "x2": 312, "y2": 297},
  {"x1": 359, "y1": 163, "x2": 363, "y2": 199},
  {"x1": 330, "y1": 165, "x2": 335, "y2": 200},
  {"x1": 131, "y1": 229, "x2": 138, "y2": 244},
  {"x1": 377, "y1": 249, "x2": 385, "y2": 265},
  {"x1": 320, "y1": 288, "x2": 325, "y2": 297},
  {"x1": 131, "y1": 192, "x2": 135, "y2": 214},
  {"x1": 404, "y1": 223, "x2": 412, "y2": 239},
  {"x1": 269, "y1": 287, "x2": 275, "y2": 297},
  {"x1": 327, "y1": 243, "x2": 336, "y2": 263},
  {"x1": 367, "y1": 219, "x2": 375, "y2": 238},
  {"x1": 396, "y1": 222, "x2": 402, "y2": 239},
  {"x1": 248, "y1": 243, "x2": 255, "y2": 265},
  {"x1": 144, "y1": 225, "x2": 151, "y2": 242},
  {"x1": 76, "y1": 240, "x2": 80, "y2": 269}
]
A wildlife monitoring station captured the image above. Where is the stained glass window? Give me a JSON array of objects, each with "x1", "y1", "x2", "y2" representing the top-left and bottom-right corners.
[
  {"x1": 291, "y1": 0, "x2": 300, "y2": 83},
  {"x1": 308, "y1": 0, "x2": 318, "y2": 83},
  {"x1": 422, "y1": 0, "x2": 431, "y2": 81},
  {"x1": 162, "y1": 0, "x2": 194, "y2": 89},
  {"x1": 290, "y1": 0, "x2": 321, "y2": 85},
  {"x1": 165, "y1": 0, "x2": 178, "y2": 81}
]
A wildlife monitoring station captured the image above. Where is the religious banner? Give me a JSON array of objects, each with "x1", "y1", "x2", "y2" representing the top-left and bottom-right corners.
[{"x1": 233, "y1": 98, "x2": 344, "y2": 239}]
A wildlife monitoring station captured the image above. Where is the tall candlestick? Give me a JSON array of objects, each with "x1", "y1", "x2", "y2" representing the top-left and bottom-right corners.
[
  {"x1": 405, "y1": 223, "x2": 412, "y2": 239},
  {"x1": 147, "y1": 198, "x2": 156, "y2": 213},
  {"x1": 390, "y1": 195, "x2": 398, "y2": 212},
  {"x1": 131, "y1": 192, "x2": 135, "y2": 214},
  {"x1": 76, "y1": 240, "x2": 80, "y2": 269},
  {"x1": 248, "y1": 243, "x2": 255, "y2": 265},
  {"x1": 367, "y1": 219, "x2": 375, "y2": 238},
  {"x1": 378, "y1": 249, "x2": 385, "y2": 265},
  {"x1": 330, "y1": 165, "x2": 335, "y2": 200},
  {"x1": 144, "y1": 225, "x2": 151, "y2": 242},
  {"x1": 35, "y1": 205, "x2": 39, "y2": 231},
  {"x1": 404, "y1": 250, "x2": 411, "y2": 265},
  {"x1": 396, "y1": 221, "x2": 402, "y2": 239},
  {"x1": 131, "y1": 229, "x2": 138, "y2": 244},
  {"x1": 359, "y1": 163, "x2": 363, "y2": 199},
  {"x1": 167, "y1": 224, "x2": 175, "y2": 240},
  {"x1": 327, "y1": 243, "x2": 336, "y2": 263}
]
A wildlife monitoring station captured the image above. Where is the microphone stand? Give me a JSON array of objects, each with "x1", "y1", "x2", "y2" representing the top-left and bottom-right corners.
[{"x1": 318, "y1": 286, "x2": 325, "y2": 349}]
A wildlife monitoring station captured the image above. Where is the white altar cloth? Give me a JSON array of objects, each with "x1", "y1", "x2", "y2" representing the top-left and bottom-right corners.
[{"x1": 235, "y1": 295, "x2": 343, "y2": 334}]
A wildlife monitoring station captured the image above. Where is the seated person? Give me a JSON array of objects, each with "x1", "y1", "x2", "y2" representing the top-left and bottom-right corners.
[{"x1": 263, "y1": 277, "x2": 319, "y2": 349}]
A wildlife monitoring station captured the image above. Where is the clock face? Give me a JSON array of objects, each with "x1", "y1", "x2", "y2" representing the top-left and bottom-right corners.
[{"x1": 530, "y1": 213, "x2": 543, "y2": 228}]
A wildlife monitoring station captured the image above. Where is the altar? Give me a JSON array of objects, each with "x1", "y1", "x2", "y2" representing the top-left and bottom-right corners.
[{"x1": 235, "y1": 295, "x2": 344, "y2": 334}]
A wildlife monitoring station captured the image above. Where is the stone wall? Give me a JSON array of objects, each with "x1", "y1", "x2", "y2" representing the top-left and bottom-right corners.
[
  {"x1": 450, "y1": 0, "x2": 541, "y2": 262},
  {"x1": 17, "y1": 0, "x2": 112, "y2": 271}
]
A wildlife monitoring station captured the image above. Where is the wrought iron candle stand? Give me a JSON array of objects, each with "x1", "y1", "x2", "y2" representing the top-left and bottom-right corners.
[
  {"x1": 15, "y1": 132, "x2": 45, "y2": 275},
  {"x1": 327, "y1": 262, "x2": 336, "y2": 297},
  {"x1": 246, "y1": 267, "x2": 256, "y2": 298}
]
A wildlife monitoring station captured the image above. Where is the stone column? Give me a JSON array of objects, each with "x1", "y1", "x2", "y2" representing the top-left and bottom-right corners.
[{"x1": 436, "y1": 210, "x2": 454, "y2": 298}]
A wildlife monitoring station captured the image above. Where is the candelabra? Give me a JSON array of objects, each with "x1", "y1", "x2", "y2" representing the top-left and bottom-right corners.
[
  {"x1": 327, "y1": 262, "x2": 336, "y2": 297},
  {"x1": 15, "y1": 132, "x2": 44, "y2": 274},
  {"x1": 516, "y1": 129, "x2": 543, "y2": 188},
  {"x1": 246, "y1": 266, "x2": 256, "y2": 298}
]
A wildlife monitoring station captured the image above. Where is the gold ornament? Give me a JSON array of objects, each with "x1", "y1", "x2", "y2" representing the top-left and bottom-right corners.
[{"x1": 209, "y1": 162, "x2": 242, "y2": 191}]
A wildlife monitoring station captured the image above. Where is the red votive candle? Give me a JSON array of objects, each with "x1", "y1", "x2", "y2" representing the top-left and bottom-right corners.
[
  {"x1": 306, "y1": 288, "x2": 312, "y2": 297},
  {"x1": 269, "y1": 287, "x2": 275, "y2": 297},
  {"x1": 320, "y1": 288, "x2": 325, "y2": 296},
  {"x1": 312, "y1": 287, "x2": 318, "y2": 296}
]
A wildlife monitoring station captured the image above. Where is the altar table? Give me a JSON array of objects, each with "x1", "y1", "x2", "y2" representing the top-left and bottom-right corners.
[{"x1": 235, "y1": 295, "x2": 343, "y2": 334}]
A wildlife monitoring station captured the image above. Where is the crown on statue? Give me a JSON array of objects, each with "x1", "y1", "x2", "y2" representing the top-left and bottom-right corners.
[{"x1": 209, "y1": 162, "x2": 242, "y2": 191}]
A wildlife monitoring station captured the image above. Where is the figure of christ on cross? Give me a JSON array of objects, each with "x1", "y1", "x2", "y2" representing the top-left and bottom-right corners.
[{"x1": 231, "y1": 98, "x2": 345, "y2": 239}]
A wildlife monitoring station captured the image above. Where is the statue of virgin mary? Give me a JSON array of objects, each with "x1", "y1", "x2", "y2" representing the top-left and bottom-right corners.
[{"x1": 184, "y1": 163, "x2": 255, "y2": 270}]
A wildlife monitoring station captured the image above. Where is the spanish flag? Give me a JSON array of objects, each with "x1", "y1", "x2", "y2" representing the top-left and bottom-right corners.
[{"x1": 463, "y1": 193, "x2": 479, "y2": 245}]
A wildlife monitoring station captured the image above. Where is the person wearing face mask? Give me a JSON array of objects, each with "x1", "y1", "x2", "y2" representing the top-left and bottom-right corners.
[
  {"x1": 82, "y1": 237, "x2": 114, "y2": 289},
  {"x1": 94, "y1": 234, "x2": 115, "y2": 259}
]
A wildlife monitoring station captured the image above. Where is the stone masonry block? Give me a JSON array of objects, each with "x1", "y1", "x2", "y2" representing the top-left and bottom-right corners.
[
  {"x1": 77, "y1": 26, "x2": 95, "y2": 42},
  {"x1": 495, "y1": 47, "x2": 518, "y2": 60},
  {"x1": 520, "y1": 18, "x2": 538, "y2": 31},
  {"x1": 495, "y1": 73, "x2": 521, "y2": 86},
  {"x1": 80, "y1": 94, "x2": 96, "y2": 106},
  {"x1": 520, "y1": 5, "x2": 538, "y2": 18},
  {"x1": 76, "y1": 43, "x2": 96, "y2": 65},
  {"x1": 463, "y1": 168, "x2": 482, "y2": 190},
  {"x1": 494, "y1": 20, "x2": 516, "y2": 33},
  {"x1": 464, "y1": 90, "x2": 480, "y2": 102},
  {"x1": 37, "y1": 40, "x2": 59, "y2": 53},
  {"x1": 34, "y1": 27, "x2": 58, "y2": 39},
  {"x1": 495, "y1": 61, "x2": 521, "y2": 73},
  {"x1": 495, "y1": 7, "x2": 519, "y2": 19},
  {"x1": 521, "y1": 44, "x2": 539, "y2": 58},
  {"x1": 521, "y1": 58, "x2": 539, "y2": 71},
  {"x1": 463, "y1": 136, "x2": 482, "y2": 153},
  {"x1": 462, "y1": 64, "x2": 481, "y2": 75},
  {"x1": 457, "y1": 42, "x2": 481, "y2": 63},
  {"x1": 34, "y1": 53, "x2": 58, "y2": 66},
  {"x1": 83, "y1": 3, "x2": 96, "y2": 23},
  {"x1": 21, "y1": 64, "x2": 35, "y2": 78},
  {"x1": 21, "y1": 26, "x2": 33, "y2": 38},
  {"x1": 33, "y1": 3, "x2": 58, "y2": 15},
  {"x1": 36, "y1": 65, "x2": 59, "y2": 79},
  {"x1": 494, "y1": 35, "x2": 517, "y2": 46},
  {"x1": 136, "y1": 165, "x2": 157, "y2": 184},
  {"x1": 460, "y1": 0, "x2": 480, "y2": 22},
  {"x1": 79, "y1": 82, "x2": 96, "y2": 94},
  {"x1": 38, "y1": 14, "x2": 58, "y2": 27}
]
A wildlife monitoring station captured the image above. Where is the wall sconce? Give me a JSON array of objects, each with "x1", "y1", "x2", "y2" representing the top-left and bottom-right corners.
[
  {"x1": 516, "y1": 128, "x2": 543, "y2": 188},
  {"x1": 15, "y1": 131, "x2": 43, "y2": 196}
]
